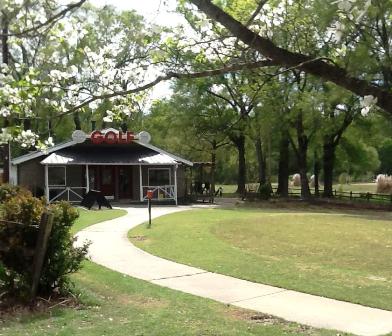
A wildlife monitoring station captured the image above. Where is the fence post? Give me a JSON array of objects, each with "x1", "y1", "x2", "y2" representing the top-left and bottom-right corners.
[
  {"x1": 350, "y1": 191, "x2": 352, "y2": 200},
  {"x1": 30, "y1": 211, "x2": 54, "y2": 301}
]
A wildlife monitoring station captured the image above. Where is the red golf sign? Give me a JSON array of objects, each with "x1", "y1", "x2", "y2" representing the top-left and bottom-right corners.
[{"x1": 91, "y1": 130, "x2": 135, "y2": 144}]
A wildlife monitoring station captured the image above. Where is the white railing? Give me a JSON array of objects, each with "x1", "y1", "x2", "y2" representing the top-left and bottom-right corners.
[
  {"x1": 142, "y1": 185, "x2": 175, "y2": 201},
  {"x1": 48, "y1": 186, "x2": 87, "y2": 203}
]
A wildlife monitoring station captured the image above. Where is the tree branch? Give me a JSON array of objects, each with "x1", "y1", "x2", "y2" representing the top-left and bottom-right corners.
[
  {"x1": 189, "y1": 0, "x2": 392, "y2": 115},
  {"x1": 0, "y1": 0, "x2": 87, "y2": 37},
  {"x1": 55, "y1": 59, "x2": 278, "y2": 118}
]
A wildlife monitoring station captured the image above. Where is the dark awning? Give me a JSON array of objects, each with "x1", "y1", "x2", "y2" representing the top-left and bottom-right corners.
[{"x1": 40, "y1": 144, "x2": 178, "y2": 165}]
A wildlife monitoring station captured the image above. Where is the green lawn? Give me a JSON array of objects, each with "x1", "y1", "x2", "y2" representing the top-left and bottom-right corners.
[
  {"x1": 129, "y1": 208, "x2": 392, "y2": 311},
  {"x1": 71, "y1": 208, "x2": 127, "y2": 234},
  {"x1": 1, "y1": 207, "x2": 341, "y2": 336}
]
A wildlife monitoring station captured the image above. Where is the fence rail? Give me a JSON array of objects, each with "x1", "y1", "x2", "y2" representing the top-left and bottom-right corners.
[
  {"x1": 243, "y1": 185, "x2": 392, "y2": 204},
  {"x1": 141, "y1": 185, "x2": 175, "y2": 201}
]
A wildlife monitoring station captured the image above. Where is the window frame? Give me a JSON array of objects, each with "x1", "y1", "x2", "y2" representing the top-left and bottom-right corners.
[
  {"x1": 147, "y1": 167, "x2": 171, "y2": 186},
  {"x1": 48, "y1": 165, "x2": 67, "y2": 187}
]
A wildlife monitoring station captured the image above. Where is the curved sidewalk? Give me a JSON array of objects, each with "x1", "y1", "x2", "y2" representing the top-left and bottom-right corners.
[{"x1": 75, "y1": 206, "x2": 392, "y2": 336}]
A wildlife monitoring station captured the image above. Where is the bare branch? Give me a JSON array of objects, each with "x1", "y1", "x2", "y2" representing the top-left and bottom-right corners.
[
  {"x1": 245, "y1": 1, "x2": 268, "y2": 27},
  {"x1": 55, "y1": 59, "x2": 278, "y2": 118},
  {"x1": 0, "y1": 0, "x2": 87, "y2": 37}
]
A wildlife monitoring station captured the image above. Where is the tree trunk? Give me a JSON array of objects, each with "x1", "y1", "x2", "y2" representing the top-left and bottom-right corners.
[
  {"x1": 277, "y1": 132, "x2": 289, "y2": 197},
  {"x1": 210, "y1": 140, "x2": 217, "y2": 194},
  {"x1": 314, "y1": 151, "x2": 320, "y2": 197},
  {"x1": 294, "y1": 112, "x2": 311, "y2": 199},
  {"x1": 323, "y1": 142, "x2": 335, "y2": 198},
  {"x1": 231, "y1": 134, "x2": 246, "y2": 195},
  {"x1": 297, "y1": 146, "x2": 311, "y2": 199},
  {"x1": 73, "y1": 112, "x2": 82, "y2": 130},
  {"x1": 2, "y1": 16, "x2": 10, "y2": 183},
  {"x1": 255, "y1": 138, "x2": 266, "y2": 185}
]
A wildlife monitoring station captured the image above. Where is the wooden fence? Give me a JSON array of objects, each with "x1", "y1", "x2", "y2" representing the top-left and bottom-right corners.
[
  {"x1": 243, "y1": 185, "x2": 392, "y2": 204},
  {"x1": 283, "y1": 187, "x2": 392, "y2": 204},
  {"x1": 0, "y1": 212, "x2": 54, "y2": 300}
]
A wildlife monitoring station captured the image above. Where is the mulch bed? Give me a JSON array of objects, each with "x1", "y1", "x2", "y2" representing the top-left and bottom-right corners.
[{"x1": 0, "y1": 292, "x2": 82, "y2": 321}]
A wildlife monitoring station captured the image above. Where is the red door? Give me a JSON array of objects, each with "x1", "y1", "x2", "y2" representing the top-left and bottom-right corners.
[
  {"x1": 100, "y1": 166, "x2": 115, "y2": 196},
  {"x1": 119, "y1": 166, "x2": 133, "y2": 199}
]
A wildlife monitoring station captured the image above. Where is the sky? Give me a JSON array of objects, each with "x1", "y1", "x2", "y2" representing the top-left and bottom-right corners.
[
  {"x1": 89, "y1": 0, "x2": 181, "y2": 27},
  {"x1": 88, "y1": 0, "x2": 184, "y2": 101}
]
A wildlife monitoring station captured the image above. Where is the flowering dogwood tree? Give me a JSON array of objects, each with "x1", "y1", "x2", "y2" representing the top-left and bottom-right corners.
[{"x1": 0, "y1": 0, "x2": 390, "y2": 189}]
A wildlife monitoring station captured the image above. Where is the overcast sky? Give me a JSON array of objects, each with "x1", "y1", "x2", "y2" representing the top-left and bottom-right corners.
[
  {"x1": 88, "y1": 0, "x2": 184, "y2": 101},
  {"x1": 89, "y1": 0, "x2": 182, "y2": 27}
]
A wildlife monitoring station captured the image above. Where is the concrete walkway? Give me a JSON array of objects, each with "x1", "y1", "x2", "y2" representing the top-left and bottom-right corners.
[{"x1": 75, "y1": 206, "x2": 392, "y2": 336}]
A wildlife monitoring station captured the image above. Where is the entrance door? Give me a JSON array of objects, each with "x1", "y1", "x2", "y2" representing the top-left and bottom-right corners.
[
  {"x1": 100, "y1": 166, "x2": 115, "y2": 196},
  {"x1": 119, "y1": 166, "x2": 133, "y2": 199}
]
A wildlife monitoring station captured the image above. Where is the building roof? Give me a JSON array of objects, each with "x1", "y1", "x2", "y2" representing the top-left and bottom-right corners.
[
  {"x1": 40, "y1": 146, "x2": 179, "y2": 165},
  {"x1": 12, "y1": 131, "x2": 193, "y2": 166}
]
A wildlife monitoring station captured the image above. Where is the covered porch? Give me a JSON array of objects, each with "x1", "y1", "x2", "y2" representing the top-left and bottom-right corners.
[
  {"x1": 40, "y1": 144, "x2": 182, "y2": 204},
  {"x1": 42, "y1": 164, "x2": 179, "y2": 204}
]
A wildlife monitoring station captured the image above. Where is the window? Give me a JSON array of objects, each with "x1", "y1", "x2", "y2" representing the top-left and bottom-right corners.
[
  {"x1": 48, "y1": 166, "x2": 66, "y2": 186},
  {"x1": 148, "y1": 168, "x2": 170, "y2": 186}
]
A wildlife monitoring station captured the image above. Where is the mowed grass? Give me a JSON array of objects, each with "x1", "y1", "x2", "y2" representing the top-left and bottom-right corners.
[
  {"x1": 1, "y1": 261, "x2": 343, "y2": 336},
  {"x1": 130, "y1": 208, "x2": 392, "y2": 311},
  {"x1": 1, "y1": 207, "x2": 341, "y2": 336},
  {"x1": 71, "y1": 208, "x2": 127, "y2": 234}
]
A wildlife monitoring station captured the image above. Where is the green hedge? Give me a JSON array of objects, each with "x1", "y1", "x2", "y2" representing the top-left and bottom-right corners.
[{"x1": 0, "y1": 185, "x2": 89, "y2": 300}]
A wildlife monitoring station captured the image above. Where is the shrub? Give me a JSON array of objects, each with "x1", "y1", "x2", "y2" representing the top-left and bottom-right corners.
[
  {"x1": 338, "y1": 173, "x2": 351, "y2": 185},
  {"x1": 40, "y1": 201, "x2": 89, "y2": 295},
  {"x1": 376, "y1": 174, "x2": 392, "y2": 194},
  {"x1": 0, "y1": 190, "x2": 89, "y2": 300},
  {"x1": 258, "y1": 183, "x2": 273, "y2": 200},
  {"x1": 0, "y1": 184, "x2": 31, "y2": 203},
  {"x1": 3, "y1": 192, "x2": 45, "y2": 225}
]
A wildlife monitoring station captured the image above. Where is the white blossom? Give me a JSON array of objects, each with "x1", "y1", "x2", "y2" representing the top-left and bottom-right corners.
[
  {"x1": 0, "y1": 128, "x2": 13, "y2": 144},
  {"x1": 15, "y1": 130, "x2": 39, "y2": 148},
  {"x1": 0, "y1": 107, "x2": 11, "y2": 117},
  {"x1": 360, "y1": 95, "x2": 378, "y2": 116},
  {"x1": 45, "y1": 136, "x2": 54, "y2": 147}
]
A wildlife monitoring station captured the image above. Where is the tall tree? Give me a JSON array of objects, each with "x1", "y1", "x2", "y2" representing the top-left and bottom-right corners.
[{"x1": 188, "y1": 0, "x2": 392, "y2": 115}]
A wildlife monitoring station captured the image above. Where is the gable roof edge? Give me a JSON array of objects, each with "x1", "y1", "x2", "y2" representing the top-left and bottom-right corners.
[
  {"x1": 134, "y1": 140, "x2": 193, "y2": 166},
  {"x1": 11, "y1": 140, "x2": 77, "y2": 165}
]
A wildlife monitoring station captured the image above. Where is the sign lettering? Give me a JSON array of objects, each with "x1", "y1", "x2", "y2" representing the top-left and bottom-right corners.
[{"x1": 91, "y1": 130, "x2": 135, "y2": 144}]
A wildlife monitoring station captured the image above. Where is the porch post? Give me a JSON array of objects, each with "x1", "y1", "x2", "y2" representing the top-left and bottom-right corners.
[
  {"x1": 174, "y1": 164, "x2": 178, "y2": 205},
  {"x1": 85, "y1": 164, "x2": 90, "y2": 192},
  {"x1": 44, "y1": 164, "x2": 49, "y2": 203},
  {"x1": 139, "y1": 164, "x2": 143, "y2": 201}
]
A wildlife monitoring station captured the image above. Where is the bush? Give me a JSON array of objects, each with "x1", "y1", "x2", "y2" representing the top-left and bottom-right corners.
[
  {"x1": 0, "y1": 184, "x2": 31, "y2": 203},
  {"x1": 0, "y1": 189, "x2": 89, "y2": 300},
  {"x1": 40, "y1": 202, "x2": 89, "y2": 295},
  {"x1": 258, "y1": 183, "x2": 273, "y2": 200},
  {"x1": 376, "y1": 174, "x2": 392, "y2": 194}
]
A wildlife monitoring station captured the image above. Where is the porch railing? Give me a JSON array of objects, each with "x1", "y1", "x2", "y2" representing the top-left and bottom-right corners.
[
  {"x1": 142, "y1": 185, "x2": 175, "y2": 201},
  {"x1": 48, "y1": 186, "x2": 87, "y2": 203}
]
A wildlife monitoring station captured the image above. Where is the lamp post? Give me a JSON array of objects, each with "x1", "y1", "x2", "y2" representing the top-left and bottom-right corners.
[{"x1": 146, "y1": 190, "x2": 153, "y2": 228}]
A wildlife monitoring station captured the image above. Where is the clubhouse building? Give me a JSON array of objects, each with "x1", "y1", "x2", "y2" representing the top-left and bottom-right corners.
[{"x1": 10, "y1": 129, "x2": 193, "y2": 204}]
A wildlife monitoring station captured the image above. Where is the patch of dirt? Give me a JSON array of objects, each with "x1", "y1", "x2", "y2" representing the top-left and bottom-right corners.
[
  {"x1": 116, "y1": 294, "x2": 168, "y2": 309},
  {"x1": 226, "y1": 307, "x2": 282, "y2": 325},
  {"x1": 226, "y1": 306, "x2": 324, "y2": 334},
  {"x1": 129, "y1": 235, "x2": 147, "y2": 241},
  {"x1": 0, "y1": 293, "x2": 82, "y2": 322}
]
